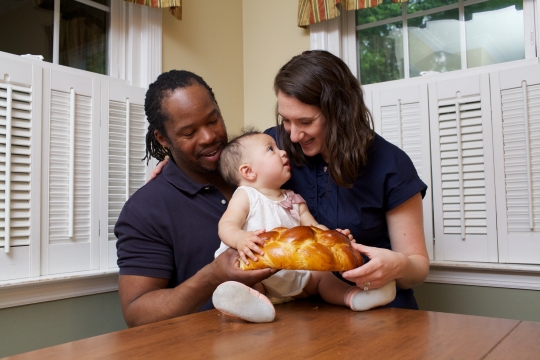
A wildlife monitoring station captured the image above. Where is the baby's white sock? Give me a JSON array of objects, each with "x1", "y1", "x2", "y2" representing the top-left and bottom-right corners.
[
  {"x1": 345, "y1": 280, "x2": 397, "y2": 311},
  {"x1": 212, "y1": 281, "x2": 276, "y2": 323}
]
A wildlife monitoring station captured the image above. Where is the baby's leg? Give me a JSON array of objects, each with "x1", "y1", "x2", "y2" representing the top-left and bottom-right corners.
[
  {"x1": 253, "y1": 282, "x2": 266, "y2": 294},
  {"x1": 307, "y1": 272, "x2": 397, "y2": 311},
  {"x1": 303, "y1": 271, "x2": 352, "y2": 306}
]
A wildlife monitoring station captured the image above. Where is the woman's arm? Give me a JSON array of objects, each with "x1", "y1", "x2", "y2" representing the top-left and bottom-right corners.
[
  {"x1": 146, "y1": 158, "x2": 169, "y2": 183},
  {"x1": 342, "y1": 193, "x2": 429, "y2": 289}
]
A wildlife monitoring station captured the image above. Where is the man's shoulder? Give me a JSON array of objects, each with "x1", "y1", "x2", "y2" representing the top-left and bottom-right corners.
[
  {"x1": 129, "y1": 175, "x2": 172, "y2": 202},
  {"x1": 123, "y1": 171, "x2": 188, "y2": 214}
]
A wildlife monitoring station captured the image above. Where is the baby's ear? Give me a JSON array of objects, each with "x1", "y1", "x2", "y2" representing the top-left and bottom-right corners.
[{"x1": 239, "y1": 164, "x2": 256, "y2": 181}]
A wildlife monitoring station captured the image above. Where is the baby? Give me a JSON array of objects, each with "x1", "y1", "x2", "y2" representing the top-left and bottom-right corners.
[{"x1": 212, "y1": 130, "x2": 396, "y2": 322}]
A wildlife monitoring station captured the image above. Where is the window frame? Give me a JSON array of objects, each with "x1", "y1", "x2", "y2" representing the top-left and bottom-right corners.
[{"x1": 49, "y1": 0, "x2": 111, "y2": 70}]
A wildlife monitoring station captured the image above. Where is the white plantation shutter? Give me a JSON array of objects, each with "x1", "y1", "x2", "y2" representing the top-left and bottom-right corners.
[
  {"x1": 429, "y1": 74, "x2": 498, "y2": 262},
  {"x1": 1, "y1": 52, "x2": 152, "y2": 288},
  {"x1": 43, "y1": 70, "x2": 99, "y2": 275},
  {"x1": 372, "y1": 85, "x2": 434, "y2": 259},
  {"x1": 492, "y1": 65, "x2": 540, "y2": 264},
  {"x1": 101, "y1": 81, "x2": 147, "y2": 268},
  {"x1": 1, "y1": 84, "x2": 32, "y2": 249},
  {"x1": 0, "y1": 58, "x2": 41, "y2": 280}
]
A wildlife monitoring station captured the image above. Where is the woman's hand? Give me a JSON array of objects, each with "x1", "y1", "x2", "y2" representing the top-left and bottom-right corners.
[
  {"x1": 341, "y1": 243, "x2": 406, "y2": 290},
  {"x1": 343, "y1": 193, "x2": 430, "y2": 290},
  {"x1": 146, "y1": 158, "x2": 169, "y2": 183}
]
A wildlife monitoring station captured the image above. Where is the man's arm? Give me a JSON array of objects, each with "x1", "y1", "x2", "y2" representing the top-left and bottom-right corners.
[{"x1": 118, "y1": 248, "x2": 275, "y2": 327}]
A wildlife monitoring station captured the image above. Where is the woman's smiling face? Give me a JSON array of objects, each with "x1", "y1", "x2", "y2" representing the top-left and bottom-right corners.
[{"x1": 277, "y1": 92, "x2": 328, "y2": 161}]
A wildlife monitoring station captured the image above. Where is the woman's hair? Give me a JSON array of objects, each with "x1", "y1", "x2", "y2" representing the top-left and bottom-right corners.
[
  {"x1": 143, "y1": 70, "x2": 217, "y2": 164},
  {"x1": 273, "y1": 50, "x2": 374, "y2": 188},
  {"x1": 219, "y1": 128, "x2": 261, "y2": 186}
]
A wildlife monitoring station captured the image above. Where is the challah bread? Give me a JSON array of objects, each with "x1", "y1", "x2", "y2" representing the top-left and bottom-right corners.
[{"x1": 240, "y1": 226, "x2": 363, "y2": 271}]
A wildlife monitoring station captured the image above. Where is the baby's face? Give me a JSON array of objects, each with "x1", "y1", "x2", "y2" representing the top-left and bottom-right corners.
[{"x1": 244, "y1": 134, "x2": 291, "y2": 188}]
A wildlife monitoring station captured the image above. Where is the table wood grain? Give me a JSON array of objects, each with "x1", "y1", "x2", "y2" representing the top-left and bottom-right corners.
[
  {"x1": 484, "y1": 320, "x2": 540, "y2": 360},
  {"x1": 5, "y1": 298, "x2": 534, "y2": 360}
]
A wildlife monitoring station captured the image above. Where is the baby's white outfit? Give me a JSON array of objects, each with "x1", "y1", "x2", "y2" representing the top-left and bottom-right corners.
[{"x1": 215, "y1": 186, "x2": 311, "y2": 303}]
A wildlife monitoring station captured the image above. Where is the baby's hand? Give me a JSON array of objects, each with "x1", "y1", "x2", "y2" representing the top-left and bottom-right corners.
[
  {"x1": 237, "y1": 229, "x2": 266, "y2": 265},
  {"x1": 336, "y1": 228, "x2": 356, "y2": 243}
]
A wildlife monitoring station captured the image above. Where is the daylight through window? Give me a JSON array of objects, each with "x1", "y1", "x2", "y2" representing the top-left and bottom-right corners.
[{"x1": 357, "y1": 0, "x2": 528, "y2": 85}]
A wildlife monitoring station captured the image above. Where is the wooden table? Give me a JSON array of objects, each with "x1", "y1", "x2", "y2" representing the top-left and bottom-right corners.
[{"x1": 5, "y1": 298, "x2": 540, "y2": 359}]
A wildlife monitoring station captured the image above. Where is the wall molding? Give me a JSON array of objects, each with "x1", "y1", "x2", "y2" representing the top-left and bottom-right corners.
[
  {"x1": 0, "y1": 270, "x2": 119, "y2": 309},
  {"x1": 2, "y1": 262, "x2": 540, "y2": 310},
  {"x1": 426, "y1": 262, "x2": 540, "y2": 290}
]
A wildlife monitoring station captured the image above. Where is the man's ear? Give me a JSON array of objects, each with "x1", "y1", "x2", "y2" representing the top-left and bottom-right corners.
[
  {"x1": 239, "y1": 164, "x2": 256, "y2": 181},
  {"x1": 154, "y1": 130, "x2": 169, "y2": 149}
]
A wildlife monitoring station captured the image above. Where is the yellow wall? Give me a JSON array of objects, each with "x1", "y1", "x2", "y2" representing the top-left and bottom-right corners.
[
  {"x1": 161, "y1": 0, "x2": 309, "y2": 136},
  {"x1": 242, "y1": 0, "x2": 310, "y2": 132},
  {"x1": 162, "y1": 0, "x2": 244, "y2": 134}
]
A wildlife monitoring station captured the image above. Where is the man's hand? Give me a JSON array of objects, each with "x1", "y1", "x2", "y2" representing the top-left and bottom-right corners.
[
  {"x1": 212, "y1": 248, "x2": 276, "y2": 288},
  {"x1": 336, "y1": 228, "x2": 356, "y2": 243}
]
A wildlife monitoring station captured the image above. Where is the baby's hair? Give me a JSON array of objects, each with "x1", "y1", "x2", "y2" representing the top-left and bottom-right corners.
[{"x1": 219, "y1": 127, "x2": 261, "y2": 186}]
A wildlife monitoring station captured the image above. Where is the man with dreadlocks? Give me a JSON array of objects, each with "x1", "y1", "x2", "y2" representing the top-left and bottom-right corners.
[{"x1": 115, "y1": 70, "x2": 275, "y2": 327}]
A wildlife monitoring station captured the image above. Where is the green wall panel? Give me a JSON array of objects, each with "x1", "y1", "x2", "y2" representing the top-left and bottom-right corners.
[
  {"x1": 0, "y1": 291, "x2": 126, "y2": 358},
  {"x1": 415, "y1": 283, "x2": 540, "y2": 322}
]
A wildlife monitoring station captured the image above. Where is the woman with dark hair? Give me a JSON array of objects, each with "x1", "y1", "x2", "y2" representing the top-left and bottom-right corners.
[{"x1": 266, "y1": 50, "x2": 429, "y2": 309}]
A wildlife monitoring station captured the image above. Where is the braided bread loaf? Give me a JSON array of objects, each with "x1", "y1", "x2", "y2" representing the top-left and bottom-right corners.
[{"x1": 240, "y1": 226, "x2": 363, "y2": 271}]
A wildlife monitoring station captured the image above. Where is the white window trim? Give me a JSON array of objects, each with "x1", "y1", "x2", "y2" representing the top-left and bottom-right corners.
[
  {"x1": 0, "y1": 270, "x2": 119, "y2": 309},
  {"x1": 310, "y1": 4, "x2": 540, "y2": 291},
  {"x1": 427, "y1": 262, "x2": 540, "y2": 290},
  {"x1": 0, "y1": 2, "x2": 161, "y2": 309},
  {"x1": 109, "y1": 1, "x2": 162, "y2": 89}
]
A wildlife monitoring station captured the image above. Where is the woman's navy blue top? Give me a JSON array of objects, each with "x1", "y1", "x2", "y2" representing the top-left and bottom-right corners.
[{"x1": 265, "y1": 127, "x2": 428, "y2": 309}]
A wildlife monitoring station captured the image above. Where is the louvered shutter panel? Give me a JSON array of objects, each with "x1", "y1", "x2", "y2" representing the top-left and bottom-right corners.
[
  {"x1": 0, "y1": 58, "x2": 41, "y2": 280},
  {"x1": 101, "y1": 81, "x2": 147, "y2": 268},
  {"x1": 372, "y1": 85, "x2": 434, "y2": 259},
  {"x1": 491, "y1": 64, "x2": 540, "y2": 264},
  {"x1": 429, "y1": 74, "x2": 498, "y2": 262},
  {"x1": 43, "y1": 70, "x2": 99, "y2": 275}
]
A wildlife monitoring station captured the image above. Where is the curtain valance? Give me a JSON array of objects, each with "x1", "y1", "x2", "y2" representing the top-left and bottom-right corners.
[
  {"x1": 124, "y1": 0, "x2": 182, "y2": 20},
  {"x1": 298, "y1": 0, "x2": 407, "y2": 27}
]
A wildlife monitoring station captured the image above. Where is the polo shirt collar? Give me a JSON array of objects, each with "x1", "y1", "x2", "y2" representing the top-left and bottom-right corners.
[{"x1": 163, "y1": 159, "x2": 209, "y2": 195}]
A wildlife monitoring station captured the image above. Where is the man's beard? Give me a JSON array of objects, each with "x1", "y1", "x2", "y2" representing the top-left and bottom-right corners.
[{"x1": 171, "y1": 140, "x2": 225, "y2": 174}]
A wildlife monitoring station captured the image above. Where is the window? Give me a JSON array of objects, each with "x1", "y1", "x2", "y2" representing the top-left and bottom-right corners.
[
  {"x1": 356, "y1": 0, "x2": 533, "y2": 85},
  {"x1": 0, "y1": 1, "x2": 161, "y2": 309},
  {"x1": 0, "y1": 0, "x2": 109, "y2": 75}
]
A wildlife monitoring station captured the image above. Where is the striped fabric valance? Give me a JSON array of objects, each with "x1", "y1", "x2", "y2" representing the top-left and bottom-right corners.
[
  {"x1": 124, "y1": 0, "x2": 182, "y2": 20},
  {"x1": 298, "y1": 0, "x2": 407, "y2": 27}
]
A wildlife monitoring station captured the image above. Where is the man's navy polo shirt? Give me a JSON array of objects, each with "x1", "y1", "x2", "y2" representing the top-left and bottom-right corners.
[
  {"x1": 115, "y1": 160, "x2": 228, "y2": 311},
  {"x1": 266, "y1": 127, "x2": 427, "y2": 309}
]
